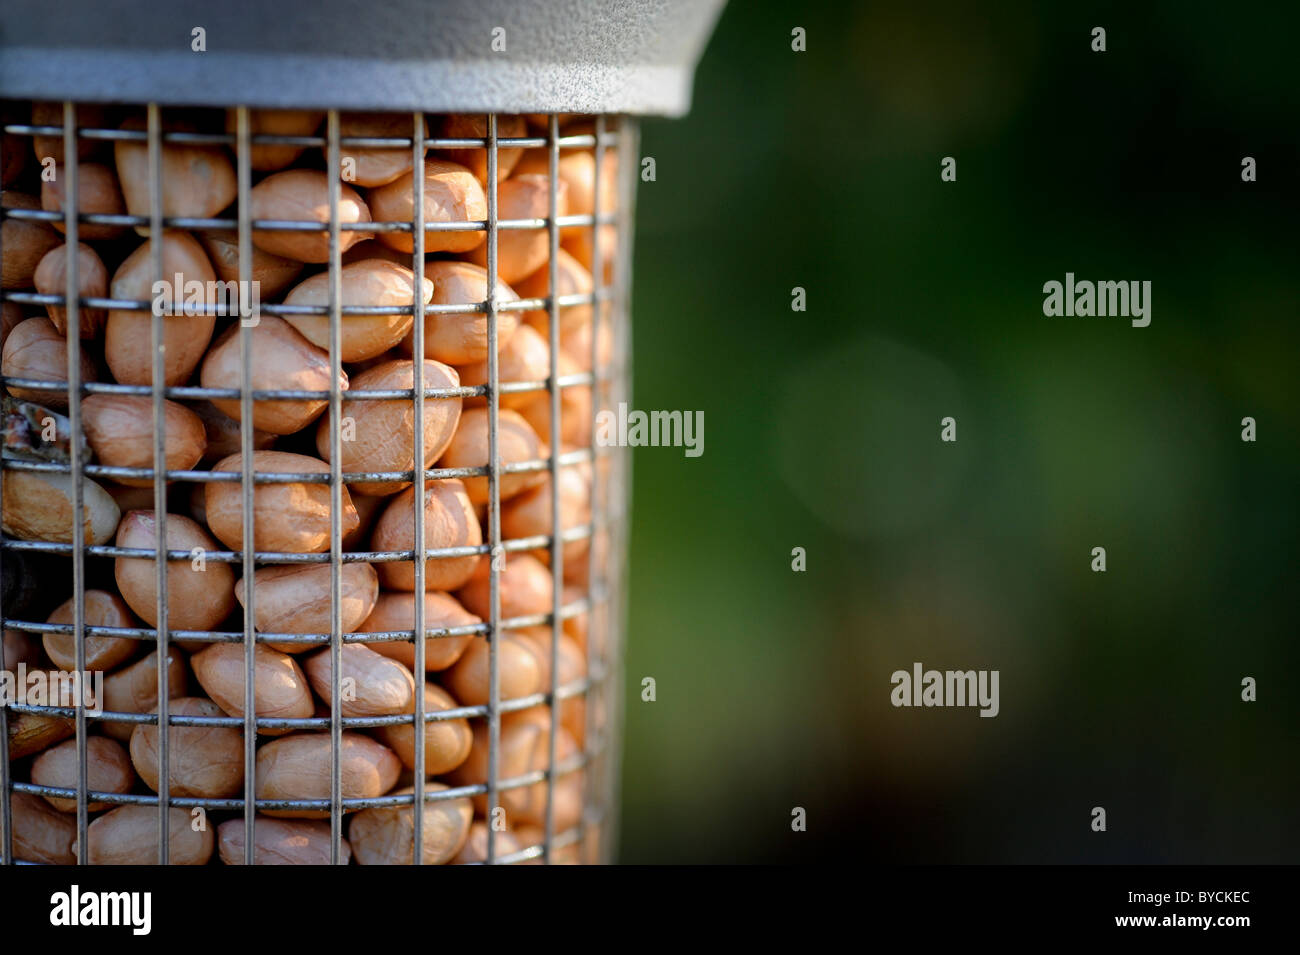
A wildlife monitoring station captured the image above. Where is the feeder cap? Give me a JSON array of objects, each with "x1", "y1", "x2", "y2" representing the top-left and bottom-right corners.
[{"x1": 0, "y1": 0, "x2": 726, "y2": 117}]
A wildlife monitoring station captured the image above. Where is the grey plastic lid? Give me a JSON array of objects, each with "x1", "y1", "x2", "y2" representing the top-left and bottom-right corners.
[{"x1": 0, "y1": 0, "x2": 725, "y2": 117}]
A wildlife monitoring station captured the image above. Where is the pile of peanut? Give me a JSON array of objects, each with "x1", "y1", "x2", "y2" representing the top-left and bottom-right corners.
[{"x1": 0, "y1": 104, "x2": 616, "y2": 864}]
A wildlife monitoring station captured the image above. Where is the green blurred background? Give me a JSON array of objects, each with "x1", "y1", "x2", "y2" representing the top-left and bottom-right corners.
[{"x1": 618, "y1": 0, "x2": 1299, "y2": 863}]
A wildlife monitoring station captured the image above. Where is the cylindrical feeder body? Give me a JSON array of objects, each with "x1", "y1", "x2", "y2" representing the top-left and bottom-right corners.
[{"x1": 0, "y1": 0, "x2": 722, "y2": 865}]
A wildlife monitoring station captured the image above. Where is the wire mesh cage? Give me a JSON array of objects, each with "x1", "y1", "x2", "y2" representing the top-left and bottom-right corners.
[
  {"x1": 0, "y1": 0, "x2": 728, "y2": 863},
  {"x1": 0, "y1": 99, "x2": 637, "y2": 865}
]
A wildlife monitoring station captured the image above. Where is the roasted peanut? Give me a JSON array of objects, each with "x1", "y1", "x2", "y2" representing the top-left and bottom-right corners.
[
  {"x1": 342, "y1": 491, "x2": 388, "y2": 550},
  {"x1": 512, "y1": 822, "x2": 581, "y2": 864},
  {"x1": 348, "y1": 783, "x2": 472, "y2": 864},
  {"x1": 514, "y1": 142, "x2": 618, "y2": 242},
  {"x1": 2, "y1": 628, "x2": 41, "y2": 672},
  {"x1": 83, "y1": 805, "x2": 214, "y2": 865},
  {"x1": 217, "y1": 816, "x2": 350, "y2": 865},
  {"x1": 397, "y1": 260, "x2": 520, "y2": 366},
  {"x1": 1, "y1": 469, "x2": 119, "y2": 546},
  {"x1": 0, "y1": 791, "x2": 76, "y2": 864},
  {"x1": 500, "y1": 458, "x2": 592, "y2": 567},
  {"x1": 440, "y1": 630, "x2": 545, "y2": 706},
  {"x1": 436, "y1": 114, "x2": 527, "y2": 184},
  {"x1": 200, "y1": 315, "x2": 347, "y2": 435},
  {"x1": 30, "y1": 102, "x2": 108, "y2": 164},
  {"x1": 457, "y1": 553, "x2": 555, "y2": 621},
  {"x1": 356, "y1": 590, "x2": 478, "y2": 672},
  {"x1": 445, "y1": 709, "x2": 581, "y2": 829},
  {"x1": 514, "y1": 626, "x2": 588, "y2": 745},
  {"x1": 2, "y1": 315, "x2": 97, "y2": 409},
  {"x1": 205, "y1": 450, "x2": 359, "y2": 553},
  {"x1": 314, "y1": 358, "x2": 461, "y2": 496},
  {"x1": 1, "y1": 192, "x2": 61, "y2": 290},
  {"x1": 189, "y1": 401, "x2": 277, "y2": 465},
  {"x1": 43, "y1": 589, "x2": 139, "y2": 673},
  {"x1": 129, "y1": 696, "x2": 244, "y2": 797},
  {"x1": 282, "y1": 259, "x2": 426, "y2": 362},
  {"x1": 190, "y1": 642, "x2": 314, "y2": 735},
  {"x1": 115, "y1": 117, "x2": 236, "y2": 230},
  {"x1": 31, "y1": 735, "x2": 135, "y2": 812},
  {"x1": 33, "y1": 242, "x2": 108, "y2": 336},
  {"x1": 550, "y1": 307, "x2": 614, "y2": 373},
  {"x1": 41, "y1": 163, "x2": 126, "y2": 240},
  {"x1": 196, "y1": 229, "x2": 304, "y2": 300},
  {"x1": 339, "y1": 238, "x2": 411, "y2": 269},
  {"x1": 464, "y1": 174, "x2": 568, "y2": 283},
  {"x1": 563, "y1": 222, "x2": 617, "y2": 285},
  {"x1": 516, "y1": 246, "x2": 594, "y2": 341},
  {"x1": 437, "y1": 407, "x2": 547, "y2": 505},
  {"x1": 82, "y1": 394, "x2": 207, "y2": 488},
  {"x1": 114, "y1": 510, "x2": 236, "y2": 631},
  {"x1": 1, "y1": 301, "x2": 25, "y2": 347},
  {"x1": 103, "y1": 231, "x2": 217, "y2": 386},
  {"x1": 255, "y1": 732, "x2": 401, "y2": 819},
  {"x1": 225, "y1": 109, "x2": 323, "y2": 171},
  {"x1": 98, "y1": 649, "x2": 188, "y2": 743},
  {"x1": 234, "y1": 563, "x2": 379, "y2": 653},
  {"x1": 366, "y1": 158, "x2": 485, "y2": 254},
  {"x1": 303, "y1": 643, "x2": 416, "y2": 717},
  {"x1": 334, "y1": 112, "x2": 427, "y2": 187},
  {"x1": 369, "y1": 480, "x2": 481, "y2": 591},
  {"x1": 248, "y1": 169, "x2": 371, "y2": 262},
  {"x1": 452, "y1": 821, "x2": 522, "y2": 864},
  {"x1": 374, "y1": 682, "x2": 472, "y2": 775},
  {"x1": 8, "y1": 707, "x2": 75, "y2": 760},
  {"x1": 1, "y1": 132, "x2": 26, "y2": 188},
  {"x1": 456, "y1": 323, "x2": 551, "y2": 411},
  {"x1": 517, "y1": 351, "x2": 592, "y2": 446}
]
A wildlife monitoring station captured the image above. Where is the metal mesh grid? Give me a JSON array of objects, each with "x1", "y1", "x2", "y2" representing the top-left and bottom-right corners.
[{"x1": 0, "y1": 103, "x2": 634, "y2": 864}]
